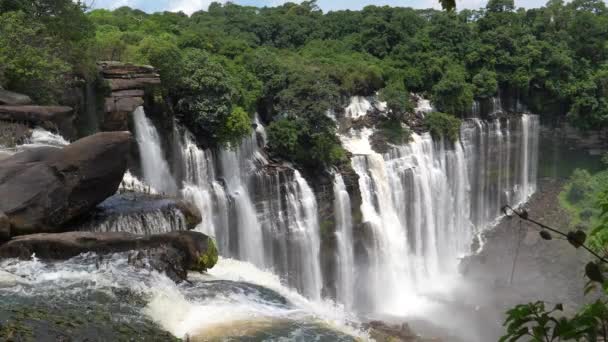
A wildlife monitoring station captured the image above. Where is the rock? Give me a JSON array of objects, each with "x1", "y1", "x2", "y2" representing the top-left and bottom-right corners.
[
  {"x1": 107, "y1": 78, "x2": 161, "y2": 91},
  {"x1": 0, "y1": 230, "x2": 218, "y2": 282},
  {"x1": 0, "y1": 105, "x2": 74, "y2": 137},
  {"x1": 104, "y1": 96, "x2": 144, "y2": 113},
  {"x1": 98, "y1": 61, "x2": 156, "y2": 76},
  {"x1": 0, "y1": 212, "x2": 9, "y2": 241},
  {"x1": 0, "y1": 89, "x2": 32, "y2": 105},
  {"x1": 364, "y1": 321, "x2": 423, "y2": 342},
  {"x1": 111, "y1": 89, "x2": 146, "y2": 98},
  {"x1": 0, "y1": 132, "x2": 133, "y2": 236}
]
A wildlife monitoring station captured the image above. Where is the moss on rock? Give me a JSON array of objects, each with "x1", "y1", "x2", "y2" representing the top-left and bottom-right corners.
[{"x1": 193, "y1": 238, "x2": 218, "y2": 272}]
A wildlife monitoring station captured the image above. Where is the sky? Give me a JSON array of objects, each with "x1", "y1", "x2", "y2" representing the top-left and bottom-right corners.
[{"x1": 86, "y1": 0, "x2": 563, "y2": 15}]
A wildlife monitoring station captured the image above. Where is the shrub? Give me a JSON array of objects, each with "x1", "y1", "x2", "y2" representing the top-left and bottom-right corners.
[{"x1": 424, "y1": 111, "x2": 462, "y2": 142}]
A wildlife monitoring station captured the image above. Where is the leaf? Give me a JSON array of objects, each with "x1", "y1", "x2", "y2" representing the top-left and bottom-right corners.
[
  {"x1": 567, "y1": 230, "x2": 587, "y2": 248},
  {"x1": 540, "y1": 230, "x2": 552, "y2": 240},
  {"x1": 585, "y1": 261, "x2": 604, "y2": 283}
]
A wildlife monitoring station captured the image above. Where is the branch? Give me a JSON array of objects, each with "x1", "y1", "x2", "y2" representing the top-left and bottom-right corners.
[{"x1": 502, "y1": 205, "x2": 608, "y2": 264}]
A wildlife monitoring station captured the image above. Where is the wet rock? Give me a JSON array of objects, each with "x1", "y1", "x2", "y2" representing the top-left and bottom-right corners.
[
  {"x1": 0, "y1": 230, "x2": 218, "y2": 281},
  {"x1": 0, "y1": 89, "x2": 32, "y2": 105},
  {"x1": 364, "y1": 321, "x2": 425, "y2": 342},
  {"x1": 0, "y1": 132, "x2": 133, "y2": 236}
]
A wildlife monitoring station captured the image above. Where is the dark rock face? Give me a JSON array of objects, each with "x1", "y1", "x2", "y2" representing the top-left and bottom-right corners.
[
  {"x1": 0, "y1": 132, "x2": 133, "y2": 237},
  {"x1": 0, "y1": 105, "x2": 74, "y2": 137},
  {"x1": 0, "y1": 230, "x2": 218, "y2": 282},
  {"x1": 0, "y1": 89, "x2": 32, "y2": 105}
]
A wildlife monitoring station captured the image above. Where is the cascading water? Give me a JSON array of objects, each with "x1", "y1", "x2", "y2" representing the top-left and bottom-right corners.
[
  {"x1": 175, "y1": 118, "x2": 324, "y2": 300},
  {"x1": 339, "y1": 112, "x2": 540, "y2": 314},
  {"x1": 333, "y1": 172, "x2": 355, "y2": 310},
  {"x1": 133, "y1": 106, "x2": 178, "y2": 195}
]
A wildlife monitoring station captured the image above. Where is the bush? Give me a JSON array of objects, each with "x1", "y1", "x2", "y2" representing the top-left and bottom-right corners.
[
  {"x1": 219, "y1": 106, "x2": 252, "y2": 147},
  {"x1": 377, "y1": 119, "x2": 412, "y2": 145},
  {"x1": 424, "y1": 111, "x2": 462, "y2": 142},
  {"x1": 567, "y1": 169, "x2": 593, "y2": 203},
  {"x1": 267, "y1": 118, "x2": 302, "y2": 159}
]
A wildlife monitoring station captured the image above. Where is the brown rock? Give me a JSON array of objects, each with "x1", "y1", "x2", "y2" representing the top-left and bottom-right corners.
[
  {"x1": 108, "y1": 78, "x2": 161, "y2": 91},
  {"x1": 0, "y1": 132, "x2": 133, "y2": 236},
  {"x1": 104, "y1": 96, "x2": 144, "y2": 113}
]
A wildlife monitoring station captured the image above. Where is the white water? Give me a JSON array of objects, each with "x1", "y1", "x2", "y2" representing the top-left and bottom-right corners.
[
  {"x1": 133, "y1": 106, "x2": 177, "y2": 195},
  {"x1": 172, "y1": 119, "x2": 325, "y2": 300},
  {"x1": 0, "y1": 255, "x2": 364, "y2": 340},
  {"x1": 339, "y1": 114, "x2": 539, "y2": 315},
  {"x1": 344, "y1": 96, "x2": 372, "y2": 119},
  {"x1": 333, "y1": 172, "x2": 355, "y2": 310}
]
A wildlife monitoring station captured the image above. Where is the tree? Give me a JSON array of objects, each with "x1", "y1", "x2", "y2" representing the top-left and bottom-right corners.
[{"x1": 431, "y1": 65, "x2": 474, "y2": 115}]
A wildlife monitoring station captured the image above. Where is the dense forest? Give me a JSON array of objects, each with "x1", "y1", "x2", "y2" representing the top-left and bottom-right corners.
[{"x1": 1, "y1": 0, "x2": 607, "y2": 170}]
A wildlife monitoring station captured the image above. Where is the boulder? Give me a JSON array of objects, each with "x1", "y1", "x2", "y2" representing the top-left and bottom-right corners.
[
  {"x1": 0, "y1": 131, "x2": 133, "y2": 237},
  {"x1": 0, "y1": 89, "x2": 32, "y2": 105},
  {"x1": 0, "y1": 230, "x2": 218, "y2": 282},
  {"x1": 0, "y1": 105, "x2": 74, "y2": 137}
]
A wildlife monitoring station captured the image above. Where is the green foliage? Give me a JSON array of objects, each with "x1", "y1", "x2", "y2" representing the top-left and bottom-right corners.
[
  {"x1": 379, "y1": 80, "x2": 412, "y2": 120},
  {"x1": 267, "y1": 118, "x2": 301, "y2": 158},
  {"x1": 219, "y1": 106, "x2": 253, "y2": 147},
  {"x1": 377, "y1": 119, "x2": 412, "y2": 145},
  {"x1": 424, "y1": 112, "x2": 462, "y2": 142},
  {"x1": 472, "y1": 69, "x2": 498, "y2": 99},
  {"x1": 431, "y1": 64, "x2": 474, "y2": 115},
  {"x1": 0, "y1": 11, "x2": 70, "y2": 104},
  {"x1": 558, "y1": 169, "x2": 608, "y2": 233}
]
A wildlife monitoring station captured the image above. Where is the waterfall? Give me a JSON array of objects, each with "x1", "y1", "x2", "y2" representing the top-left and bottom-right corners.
[
  {"x1": 176, "y1": 120, "x2": 324, "y2": 300},
  {"x1": 333, "y1": 173, "x2": 354, "y2": 310},
  {"x1": 133, "y1": 107, "x2": 177, "y2": 195},
  {"x1": 345, "y1": 96, "x2": 372, "y2": 119},
  {"x1": 340, "y1": 114, "x2": 539, "y2": 313},
  {"x1": 81, "y1": 208, "x2": 187, "y2": 234}
]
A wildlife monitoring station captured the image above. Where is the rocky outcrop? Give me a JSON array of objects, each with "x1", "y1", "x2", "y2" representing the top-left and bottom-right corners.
[
  {"x1": 0, "y1": 105, "x2": 74, "y2": 137},
  {"x1": 0, "y1": 230, "x2": 218, "y2": 282},
  {"x1": 75, "y1": 192, "x2": 202, "y2": 234},
  {"x1": 0, "y1": 132, "x2": 133, "y2": 238},
  {"x1": 98, "y1": 61, "x2": 161, "y2": 131},
  {"x1": 0, "y1": 89, "x2": 32, "y2": 105},
  {"x1": 364, "y1": 321, "x2": 438, "y2": 342}
]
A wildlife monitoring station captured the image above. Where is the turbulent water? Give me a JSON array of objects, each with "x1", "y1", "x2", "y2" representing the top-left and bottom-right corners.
[{"x1": 0, "y1": 255, "x2": 363, "y2": 340}]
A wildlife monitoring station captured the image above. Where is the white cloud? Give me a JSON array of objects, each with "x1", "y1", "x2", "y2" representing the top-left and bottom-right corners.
[{"x1": 169, "y1": 0, "x2": 227, "y2": 14}]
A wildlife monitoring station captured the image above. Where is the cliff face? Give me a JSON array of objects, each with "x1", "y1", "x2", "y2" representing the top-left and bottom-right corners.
[{"x1": 97, "y1": 61, "x2": 161, "y2": 132}]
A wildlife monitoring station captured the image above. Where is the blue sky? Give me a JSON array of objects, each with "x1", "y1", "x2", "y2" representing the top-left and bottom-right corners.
[{"x1": 87, "y1": 0, "x2": 561, "y2": 15}]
